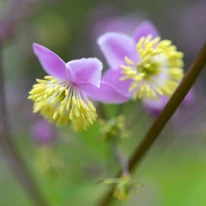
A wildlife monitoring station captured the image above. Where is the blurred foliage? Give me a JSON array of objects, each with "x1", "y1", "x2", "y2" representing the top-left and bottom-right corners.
[{"x1": 0, "y1": 0, "x2": 206, "y2": 206}]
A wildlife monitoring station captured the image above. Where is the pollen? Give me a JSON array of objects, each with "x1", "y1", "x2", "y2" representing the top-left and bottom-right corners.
[
  {"x1": 120, "y1": 35, "x2": 184, "y2": 100},
  {"x1": 28, "y1": 76, "x2": 97, "y2": 131}
]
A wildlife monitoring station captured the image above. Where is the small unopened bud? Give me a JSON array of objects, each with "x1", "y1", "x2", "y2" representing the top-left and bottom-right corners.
[
  {"x1": 100, "y1": 174, "x2": 142, "y2": 200},
  {"x1": 98, "y1": 115, "x2": 129, "y2": 141}
]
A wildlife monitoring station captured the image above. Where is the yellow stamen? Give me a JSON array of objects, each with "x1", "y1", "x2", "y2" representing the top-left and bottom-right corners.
[
  {"x1": 28, "y1": 76, "x2": 97, "y2": 131},
  {"x1": 120, "y1": 35, "x2": 184, "y2": 100},
  {"x1": 124, "y1": 56, "x2": 134, "y2": 65}
]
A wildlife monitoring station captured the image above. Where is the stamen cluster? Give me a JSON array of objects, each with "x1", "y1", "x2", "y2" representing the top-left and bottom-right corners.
[
  {"x1": 121, "y1": 35, "x2": 184, "y2": 100},
  {"x1": 28, "y1": 76, "x2": 97, "y2": 131}
]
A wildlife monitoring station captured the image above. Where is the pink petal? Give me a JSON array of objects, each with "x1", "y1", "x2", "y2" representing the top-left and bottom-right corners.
[
  {"x1": 80, "y1": 82, "x2": 129, "y2": 103},
  {"x1": 33, "y1": 43, "x2": 67, "y2": 80},
  {"x1": 66, "y1": 58, "x2": 102, "y2": 87},
  {"x1": 144, "y1": 95, "x2": 169, "y2": 110},
  {"x1": 133, "y1": 21, "x2": 159, "y2": 43},
  {"x1": 181, "y1": 88, "x2": 195, "y2": 107},
  {"x1": 143, "y1": 95, "x2": 169, "y2": 117},
  {"x1": 102, "y1": 68, "x2": 133, "y2": 97},
  {"x1": 97, "y1": 32, "x2": 137, "y2": 69}
]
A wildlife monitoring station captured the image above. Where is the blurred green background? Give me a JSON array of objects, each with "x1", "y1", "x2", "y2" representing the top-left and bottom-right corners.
[{"x1": 0, "y1": 0, "x2": 206, "y2": 205}]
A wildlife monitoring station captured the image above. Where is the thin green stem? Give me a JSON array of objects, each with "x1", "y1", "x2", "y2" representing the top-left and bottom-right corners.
[
  {"x1": 0, "y1": 45, "x2": 51, "y2": 206},
  {"x1": 98, "y1": 43, "x2": 206, "y2": 206},
  {"x1": 110, "y1": 140, "x2": 129, "y2": 175}
]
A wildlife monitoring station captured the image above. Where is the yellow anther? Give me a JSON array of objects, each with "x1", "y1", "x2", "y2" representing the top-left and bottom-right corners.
[
  {"x1": 88, "y1": 101, "x2": 96, "y2": 112},
  {"x1": 145, "y1": 63, "x2": 151, "y2": 69},
  {"x1": 50, "y1": 79, "x2": 58, "y2": 84},
  {"x1": 120, "y1": 35, "x2": 184, "y2": 100},
  {"x1": 28, "y1": 75, "x2": 97, "y2": 131},
  {"x1": 53, "y1": 111, "x2": 59, "y2": 120},
  {"x1": 44, "y1": 76, "x2": 53, "y2": 80},
  {"x1": 124, "y1": 57, "x2": 133, "y2": 65}
]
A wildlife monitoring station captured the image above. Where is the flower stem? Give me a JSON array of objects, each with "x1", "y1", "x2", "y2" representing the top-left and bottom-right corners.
[
  {"x1": 0, "y1": 45, "x2": 51, "y2": 206},
  {"x1": 98, "y1": 42, "x2": 206, "y2": 206},
  {"x1": 110, "y1": 140, "x2": 129, "y2": 175}
]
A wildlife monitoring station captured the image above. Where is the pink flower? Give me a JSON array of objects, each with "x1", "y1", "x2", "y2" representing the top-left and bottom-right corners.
[
  {"x1": 28, "y1": 43, "x2": 127, "y2": 131},
  {"x1": 97, "y1": 21, "x2": 184, "y2": 101}
]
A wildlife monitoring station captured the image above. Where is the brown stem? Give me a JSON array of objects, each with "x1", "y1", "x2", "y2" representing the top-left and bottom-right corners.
[
  {"x1": 98, "y1": 43, "x2": 206, "y2": 206},
  {"x1": 0, "y1": 45, "x2": 51, "y2": 206}
]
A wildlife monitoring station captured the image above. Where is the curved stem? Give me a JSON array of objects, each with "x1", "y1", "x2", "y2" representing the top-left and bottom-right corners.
[
  {"x1": 98, "y1": 43, "x2": 206, "y2": 206},
  {"x1": 0, "y1": 45, "x2": 51, "y2": 206}
]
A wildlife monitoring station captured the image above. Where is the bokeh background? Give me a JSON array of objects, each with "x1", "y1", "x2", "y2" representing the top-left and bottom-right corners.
[{"x1": 0, "y1": 0, "x2": 206, "y2": 205}]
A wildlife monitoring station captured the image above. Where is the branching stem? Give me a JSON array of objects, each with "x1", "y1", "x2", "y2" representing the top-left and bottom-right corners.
[{"x1": 98, "y1": 43, "x2": 206, "y2": 206}]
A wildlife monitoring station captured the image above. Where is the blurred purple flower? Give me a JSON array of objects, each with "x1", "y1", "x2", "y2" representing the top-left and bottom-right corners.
[
  {"x1": 97, "y1": 21, "x2": 184, "y2": 100},
  {"x1": 97, "y1": 21, "x2": 157, "y2": 99},
  {"x1": 143, "y1": 89, "x2": 195, "y2": 117},
  {"x1": 31, "y1": 120, "x2": 54, "y2": 145},
  {"x1": 92, "y1": 15, "x2": 141, "y2": 44}
]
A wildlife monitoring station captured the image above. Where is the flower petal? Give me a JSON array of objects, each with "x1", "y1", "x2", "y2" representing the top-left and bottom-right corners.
[
  {"x1": 144, "y1": 95, "x2": 169, "y2": 110},
  {"x1": 33, "y1": 43, "x2": 67, "y2": 80},
  {"x1": 143, "y1": 95, "x2": 169, "y2": 116},
  {"x1": 102, "y1": 68, "x2": 133, "y2": 97},
  {"x1": 133, "y1": 21, "x2": 159, "y2": 43},
  {"x1": 66, "y1": 58, "x2": 103, "y2": 87},
  {"x1": 97, "y1": 32, "x2": 136, "y2": 69},
  {"x1": 80, "y1": 82, "x2": 129, "y2": 103},
  {"x1": 181, "y1": 88, "x2": 195, "y2": 107}
]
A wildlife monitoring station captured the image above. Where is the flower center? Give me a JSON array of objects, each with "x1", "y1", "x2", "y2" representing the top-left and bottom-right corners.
[
  {"x1": 120, "y1": 35, "x2": 184, "y2": 100},
  {"x1": 137, "y1": 58, "x2": 160, "y2": 80},
  {"x1": 28, "y1": 76, "x2": 97, "y2": 131}
]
